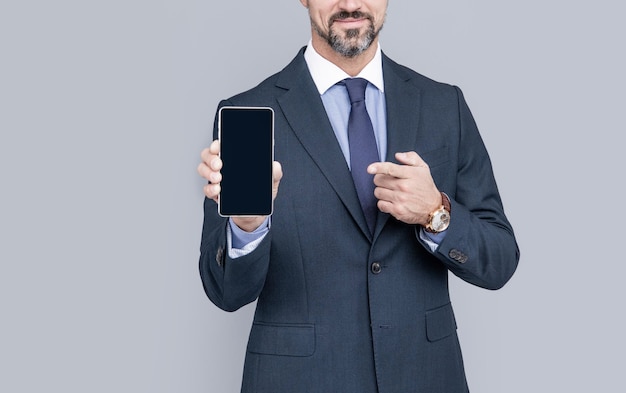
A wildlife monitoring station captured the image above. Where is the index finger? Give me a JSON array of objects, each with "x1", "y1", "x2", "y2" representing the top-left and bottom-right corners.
[
  {"x1": 201, "y1": 140, "x2": 220, "y2": 161},
  {"x1": 367, "y1": 161, "x2": 408, "y2": 178},
  {"x1": 209, "y1": 139, "x2": 220, "y2": 154},
  {"x1": 395, "y1": 151, "x2": 427, "y2": 167}
]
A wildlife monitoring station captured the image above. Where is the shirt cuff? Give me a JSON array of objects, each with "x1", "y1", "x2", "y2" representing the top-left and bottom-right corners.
[
  {"x1": 418, "y1": 227, "x2": 447, "y2": 252},
  {"x1": 227, "y1": 217, "x2": 270, "y2": 258}
]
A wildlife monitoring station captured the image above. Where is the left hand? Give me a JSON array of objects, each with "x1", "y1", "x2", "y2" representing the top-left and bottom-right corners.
[{"x1": 367, "y1": 151, "x2": 442, "y2": 226}]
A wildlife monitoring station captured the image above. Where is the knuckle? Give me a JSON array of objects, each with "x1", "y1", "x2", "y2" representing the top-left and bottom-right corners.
[
  {"x1": 396, "y1": 181, "x2": 408, "y2": 193},
  {"x1": 395, "y1": 194, "x2": 406, "y2": 204}
]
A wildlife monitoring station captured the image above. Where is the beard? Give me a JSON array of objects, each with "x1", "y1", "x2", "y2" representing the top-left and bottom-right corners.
[{"x1": 312, "y1": 11, "x2": 383, "y2": 58}]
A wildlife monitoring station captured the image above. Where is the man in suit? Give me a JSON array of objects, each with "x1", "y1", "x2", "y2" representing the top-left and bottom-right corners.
[{"x1": 197, "y1": 0, "x2": 519, "y2": 392}]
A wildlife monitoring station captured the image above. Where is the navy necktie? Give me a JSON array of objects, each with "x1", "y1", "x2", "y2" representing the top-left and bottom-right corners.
[{"x1": 343, "y1": 77, "x2": 380, "y2": 234}]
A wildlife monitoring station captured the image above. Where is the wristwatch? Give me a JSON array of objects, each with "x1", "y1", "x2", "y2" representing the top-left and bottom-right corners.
[{"x1": 424, "y1": 192, "x2": 451, "y2": 233}]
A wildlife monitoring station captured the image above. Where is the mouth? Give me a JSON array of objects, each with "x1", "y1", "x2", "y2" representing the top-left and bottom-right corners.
[{"x1": 330, "y1": 11, "x2": 372, "y2": 28}]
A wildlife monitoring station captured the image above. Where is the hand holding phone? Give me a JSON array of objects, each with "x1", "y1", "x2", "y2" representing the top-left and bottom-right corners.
[{"x1": 198, "y1": 141, "x2": 282, "y2": 232}]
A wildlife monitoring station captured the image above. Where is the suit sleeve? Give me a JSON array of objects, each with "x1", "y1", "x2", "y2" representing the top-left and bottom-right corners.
[
  {"x1": 426, "y1": 87, "x2": 520, "y2": 290},
  {"x1": 198, "y1": 100, "x2": 272, "y2": 311}
]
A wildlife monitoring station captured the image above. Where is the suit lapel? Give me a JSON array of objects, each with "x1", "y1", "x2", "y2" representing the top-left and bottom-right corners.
[
  {"x1": 276, "y1": 50, "x2": 373, "y2": 239},
  {"x1": 373, "y1": 54, "x2": 422, "y2": 238}
]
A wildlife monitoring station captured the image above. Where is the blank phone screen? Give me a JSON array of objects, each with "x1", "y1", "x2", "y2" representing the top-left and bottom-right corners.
[{"x1": 218, "y1": 107, "x2": 274, "y2": 216}]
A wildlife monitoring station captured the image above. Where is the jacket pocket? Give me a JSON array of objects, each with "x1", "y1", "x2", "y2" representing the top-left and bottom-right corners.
[
  {"x1": 425, "y1": 302, "x2": 457, "y2": 342},
  {"x1": 247, "y1": 322, "x2": 315, "y2": 357},
  {"x1": 419, "y1": 146, "x2": 449, "y2": 169}
]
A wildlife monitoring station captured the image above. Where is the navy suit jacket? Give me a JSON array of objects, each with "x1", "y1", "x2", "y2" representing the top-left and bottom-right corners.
[{"x1": 199, "y1": 48, "x2": 519, "y2": 393}]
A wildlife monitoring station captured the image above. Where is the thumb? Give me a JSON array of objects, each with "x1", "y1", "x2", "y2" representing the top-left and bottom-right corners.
[{"x1": 272, "y1": 161, "x2": 283, "y2": 183}]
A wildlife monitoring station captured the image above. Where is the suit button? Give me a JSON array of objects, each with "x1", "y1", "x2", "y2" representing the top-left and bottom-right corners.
[
  {"x1": 449, "y1": 249, "x2": 468, "y2": 263},
  {"x1": 371, "y1": 262, "x2": 382, "y2": 274}
]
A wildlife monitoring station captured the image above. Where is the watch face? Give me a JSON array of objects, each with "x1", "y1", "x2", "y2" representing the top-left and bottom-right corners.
[{"x1": 432, "y1": 210, "x2": 450, "y2": 232}]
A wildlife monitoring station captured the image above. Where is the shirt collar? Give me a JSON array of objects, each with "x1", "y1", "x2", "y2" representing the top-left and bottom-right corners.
[{"x1": 304, "y1": 40, "x2": 385, "y2": 95}]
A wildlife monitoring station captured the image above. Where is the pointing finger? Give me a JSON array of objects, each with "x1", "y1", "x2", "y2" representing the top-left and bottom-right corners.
[
  {"x1": 368, "y1": 162, "x2": 392, "y2": 176},
  {"x1": 395, "y1": 151, "x2": 427, "y2": 168},
  {"x1": 367, "y1": 161, "x2": 404, "y2": 178}
]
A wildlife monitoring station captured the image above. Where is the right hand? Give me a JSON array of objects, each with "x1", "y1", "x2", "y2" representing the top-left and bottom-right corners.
[{"x1": 197, "y1": 139, "x2": 283, "y2": 232}]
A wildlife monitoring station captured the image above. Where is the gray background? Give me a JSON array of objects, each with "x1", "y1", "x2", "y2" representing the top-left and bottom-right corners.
[{"x1": 1, "y1": 1, "x2": 624, "y2": 392}]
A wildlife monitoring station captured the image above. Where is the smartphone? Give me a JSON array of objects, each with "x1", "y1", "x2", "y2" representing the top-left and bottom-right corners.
[{"x1": 218, "y1": 106, "x2": 274, "y2": 216}]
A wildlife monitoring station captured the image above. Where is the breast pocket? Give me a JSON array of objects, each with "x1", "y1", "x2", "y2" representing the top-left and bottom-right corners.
[{"x1": 419, "y1": 146, "x2": 450, "y2": 169}]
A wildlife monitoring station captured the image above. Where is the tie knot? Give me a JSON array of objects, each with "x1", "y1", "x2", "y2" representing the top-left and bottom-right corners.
[{"x1": 343, "y1": 77, "x2": 368, "y2": 104}]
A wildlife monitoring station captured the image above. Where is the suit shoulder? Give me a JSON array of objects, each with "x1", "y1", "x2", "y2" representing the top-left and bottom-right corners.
[
  {"x1": 384, "y1": 55, "x2": 459, "y2": 93},
  {"x1": 224, "y1": 72, "x2": 283, "y2": 105},
  {"x1": 222, "y1": 48, "x2": 307, "y2": 106}
]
